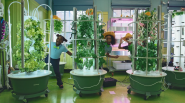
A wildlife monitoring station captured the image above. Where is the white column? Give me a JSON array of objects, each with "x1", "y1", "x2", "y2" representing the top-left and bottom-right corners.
[
  {"x1": 180, "y1": 14, "x2": 184, "y2": 69},
  {"x1": 174, "y1": 15, "x2": 184, "y2": 68}
]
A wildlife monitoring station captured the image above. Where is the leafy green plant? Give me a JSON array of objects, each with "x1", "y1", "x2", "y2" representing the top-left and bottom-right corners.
[
  {"x1": 69, "y1": 14, "x2": 106, "y2": 70},
  {"x1": 47, "y1": 20, "x2": 63, "y2": 33},
  {"x1": 135, "y1": 8, "x2": 158, "y2": 71},
  {"x1": 172, "y1": 10, "x2": 184, "y2": 18},
  {"x1": 13, "y1": 18, "x2": 46, "y2": 72}
]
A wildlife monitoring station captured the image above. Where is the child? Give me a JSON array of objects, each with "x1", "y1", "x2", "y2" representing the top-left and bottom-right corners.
[
  {"x1": 45, "y1": 34, "x2": 72, "y2": 89},
  {"x1": 118, "y1": 33, "x2": 133, "y2": 52},
  {"x1": 118, "y1": 33, "x2": 133, "y2": 90},
  {"x1": 103, "y1": 31, "x2": 119, "y2": 58},
  {"x1": 100, "y1": 32, "x2": 119, "y2": 91}
]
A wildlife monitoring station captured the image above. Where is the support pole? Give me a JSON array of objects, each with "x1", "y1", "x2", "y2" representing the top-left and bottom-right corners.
[
  {"x1": 8, "y1": 1, "x2": 22, "y2": 68},
  {"x1": 146, "y1": 20, "x2": 148, "y2": 75},
  {"x1": 132, "y1": 9, "x2": 138, "y2": 72},
  {"x1": 64, "y1": 11, "x2": 66, "y2": 62},
  {"x1": 167, "y1": 12, "x2": 172, "y2": 67},
  {"x1": 94, "y1": 6, "x2": 98, "y2": 71},
  {"x1": 21, "y1": 0, "x2": 24, "y2": 68},
  {"x1": 73, "y1": 7, "x2": 77, "y2": 70},
  {"x1": 157, "y1": 5, "x2": 162, "y2": 73}
]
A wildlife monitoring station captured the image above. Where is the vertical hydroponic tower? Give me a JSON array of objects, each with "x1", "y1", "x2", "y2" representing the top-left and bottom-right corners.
[
  {"x1": 70, "y1": 6, "x2": 107, "y2": 97},
  {"x1": 126, "y1": 5, "x2": 167, "y2": 100},
  {"x1": 162, "y1": 10, "x2": 185, "y2": 89},
  {"x1": 7, "y1": 1, "x2": 52, "y2": 102}
]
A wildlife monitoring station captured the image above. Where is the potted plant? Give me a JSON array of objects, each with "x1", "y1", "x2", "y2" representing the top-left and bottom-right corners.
[
  {"x1": 126, "y1": 7, "x2": 167, "y2": 100},
  {"x1": 8, "y1": 18, "x2": 51, "y2": 103},
  {"x1": 69, "y1": 7, "x2": 107, "y2": 97}
]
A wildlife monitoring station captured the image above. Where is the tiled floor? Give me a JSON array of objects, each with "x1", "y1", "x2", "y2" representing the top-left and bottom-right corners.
[{"x1": 0, "y1": 72, "x2": 185, "y2": 103}]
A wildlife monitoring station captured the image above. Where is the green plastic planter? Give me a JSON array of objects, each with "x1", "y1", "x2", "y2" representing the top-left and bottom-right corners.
[
  {"x1": 70, "y1": 69, "x2": 107, "y2": 97},
  {"x1": 126, "y1": 70, "x2": 167, "y2": 100},
  {"x1": 44, "y1": 62, "x2": 66, "y2": 76},
  {"x1": 162, "y1": 67, "x2": 185, "y2": 88},
  {"x1": 8, "y1": 70, "x2": 52, "y2": 103}
]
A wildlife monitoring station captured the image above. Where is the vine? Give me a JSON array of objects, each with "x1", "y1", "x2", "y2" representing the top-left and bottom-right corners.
[
  {"x1": 134, "y1": 8, "x2": 158, "y2": 71},
  {"x1": 68, "y1": 14, "x2": 106, "y2": 69}
]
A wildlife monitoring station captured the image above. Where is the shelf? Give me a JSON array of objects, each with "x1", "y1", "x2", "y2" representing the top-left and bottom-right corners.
[
  {"x1": 111, "y1": 51, "x2": 130, "y2": 56},
  {"x1": 71, "y1": 56, "x2": 106, "y2": 58},
  {"x1": 108, "y1": 27, "x2": 133, "y2": 32},
  {"x1": 70, "y1": 39, "x2": 105, "y2": 41},
  {"x1": 112, "y1": 61, "x2": 132, "y2": 70},
  {"x1": 110, "y1": 17, "x2": 133, "y2": 21}
]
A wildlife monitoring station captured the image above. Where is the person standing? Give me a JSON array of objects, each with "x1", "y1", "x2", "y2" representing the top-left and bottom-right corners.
[{"x1": 46, "y1": 34, "x2": 72, "y2": 89}]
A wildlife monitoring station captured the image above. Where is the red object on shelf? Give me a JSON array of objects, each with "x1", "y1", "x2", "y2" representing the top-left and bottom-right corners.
[{"x1": 181, "y1": 8, "x2": 185, "y2": 11}]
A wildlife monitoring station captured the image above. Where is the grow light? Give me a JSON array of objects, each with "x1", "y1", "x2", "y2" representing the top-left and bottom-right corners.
[
  {"x1": 114, "y1": 31, "x2": 132, "y2": 33},
  {"x1": 111, "y1": 18, "x2": 133, "y2": 21},
  {"x1": 113, "y1": 20, "x2": 133, "y2": 23}
]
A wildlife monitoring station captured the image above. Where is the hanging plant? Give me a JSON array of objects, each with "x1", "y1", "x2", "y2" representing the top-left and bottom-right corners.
[
  {"x1": 135, "y1": 8, "x2": 158, "y2": 71},
  {"x1": 0, "y1": 19, "x2": 5, "y2": 43},
  {"x1": 13, "y1": 18, "x2": 47, "y2": 73},
  {"x1": 69, "y1": 14, "x2": 106, "y2": 70},
  {"x1": 47, "y1": 15, "x2": 63, "y2": 33},
  {"x1": 172, "y1": 10, "x2": 184, "y2": 18}
]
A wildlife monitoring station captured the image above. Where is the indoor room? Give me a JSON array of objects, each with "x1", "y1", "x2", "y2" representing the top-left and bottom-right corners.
[{"x1": 0, "y1": 0, "x2": 185, "y2": 103}]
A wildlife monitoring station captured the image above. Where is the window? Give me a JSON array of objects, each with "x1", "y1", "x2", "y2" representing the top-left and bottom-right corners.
[
  {"x1": 56, "y1": 11, "x2": 85, "y2": 45},
  {"x1": 122, "y1": 10, "x2": 130, "y2": 17},
  {"x1": 113, "y1": 10, "x2": 121, "y2": 17},
  {"x1": 131, "y1": 10, "x2": 135, "y2": 16},
  {"x1": 113, "y1": 9, "x2": 146, "y2": 17}
]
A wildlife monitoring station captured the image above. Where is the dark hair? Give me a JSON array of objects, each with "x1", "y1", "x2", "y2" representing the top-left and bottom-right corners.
[
  {"x1": 56, "y1": 34, "x2": 67, "y2": 42},
  {"x1": 105, "y1": 35, "x2": 116, "y2": 45}
]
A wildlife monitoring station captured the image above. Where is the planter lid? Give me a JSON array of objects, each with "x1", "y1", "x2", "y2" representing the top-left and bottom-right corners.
[
  {"x1": 162, "y1": 67, "x2": 185, "y2": 73},
  {"x1": 126, "y1": 70, "x2": 167, "y2": 77},
  {"x1": 7, "y1": 70, "x2": 52, "y2": 79},
  {"x1": 60, "y1": 62, "x2": 66, "y2": 65},
  {"x1": 70, "y1": 69, "x2": 107, "y2": 76}
]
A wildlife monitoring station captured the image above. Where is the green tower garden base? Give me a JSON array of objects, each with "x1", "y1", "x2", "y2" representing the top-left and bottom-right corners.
[
  {"x1": 162, "y1": 67, "x2": 185, "y2": 88},
  {"x1": 8, "y1": 70, "x2": 52, "y2": 103},
  {"x1": 126, "y1": 70, "x2": 167, "y2": 100},
  {"x1": 70, "y1": 69, "x2": 107, "y2": 97}
]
